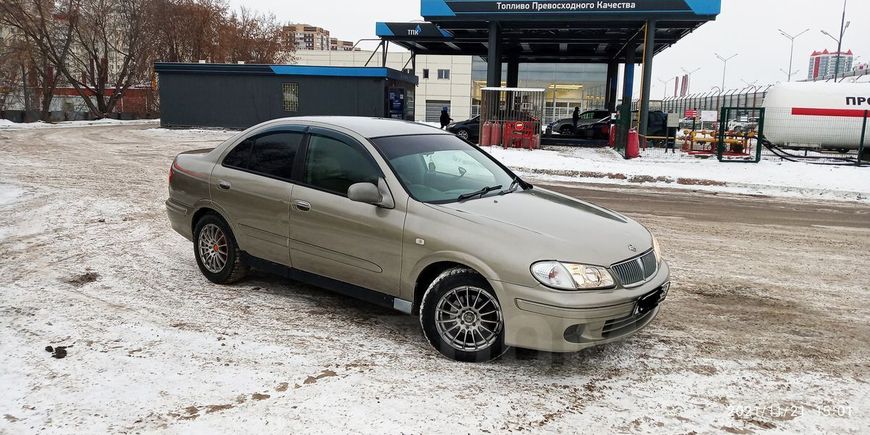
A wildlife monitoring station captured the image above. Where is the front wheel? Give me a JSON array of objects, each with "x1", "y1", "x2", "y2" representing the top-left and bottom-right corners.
[
  {"x1": 455, "y1": 128, "x2": 470, "y2": 141},
  {"x1": 193, "y1": 214, "x2": 248, "y2": 284},
  {"x1": 420, "y1": 268, "x2": 508, "y2": 362}
]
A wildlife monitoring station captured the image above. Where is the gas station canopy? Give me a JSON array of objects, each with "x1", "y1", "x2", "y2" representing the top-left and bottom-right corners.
[{"x1": 377, "y1": 0, "x2": 721, "y2": 63}]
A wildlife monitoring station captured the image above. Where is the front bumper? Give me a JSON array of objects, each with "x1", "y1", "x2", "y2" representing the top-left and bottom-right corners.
[{"x1": 495, "y1": 260, "x2": 670, "y2": 353}]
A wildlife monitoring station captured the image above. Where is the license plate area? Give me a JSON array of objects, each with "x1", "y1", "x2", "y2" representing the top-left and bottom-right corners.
[{"x1": 634, "y1": 282, "x2": 670, "y2": 316}]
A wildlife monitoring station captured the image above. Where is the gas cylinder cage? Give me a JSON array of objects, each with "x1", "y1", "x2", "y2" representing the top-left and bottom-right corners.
[{"x1": 479, "y1": 87, "x2": 545, "y2": 148}]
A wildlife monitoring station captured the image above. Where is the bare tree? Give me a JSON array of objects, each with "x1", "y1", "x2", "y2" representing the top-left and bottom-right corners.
[{"x1": 0, "y1": 0, "x2": 72, "y2": 120}]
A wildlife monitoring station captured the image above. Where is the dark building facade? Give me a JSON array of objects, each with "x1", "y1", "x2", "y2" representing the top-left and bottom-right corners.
[{"x1": 155, "y1": 63, "x2": 418, "y2": 129}]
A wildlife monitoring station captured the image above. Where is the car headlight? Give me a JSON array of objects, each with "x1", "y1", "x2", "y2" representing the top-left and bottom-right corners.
[
  {"x1": 530, "y1": 261, "x2": 615, "y2": 291},
  {"x1": 652, "y1": 235, "x2": 662, "y2": 264}
]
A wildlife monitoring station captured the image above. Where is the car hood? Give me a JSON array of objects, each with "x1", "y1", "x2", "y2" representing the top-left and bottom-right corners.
[{"x1": 434, "y1": 187, "x2": 652, "y2": 267}]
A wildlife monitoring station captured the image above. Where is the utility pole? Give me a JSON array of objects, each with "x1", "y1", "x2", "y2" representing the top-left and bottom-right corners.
[
  {"x1": 821, "y1": 0, "x2": 850, "y2": 81},
  {"x1": 778, "y1": 28, "x2": 809, "y2": 82},
  {"x1": 714, "y1": 53, "x2": 738, "y2": 91},
  {"x1": 657, "y1": 77, "x2": 675, "y2": 99}
]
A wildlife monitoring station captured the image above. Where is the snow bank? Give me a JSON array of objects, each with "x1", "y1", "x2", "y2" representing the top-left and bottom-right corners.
[
  {"x1": 482, "y1": 146, "x2": 870, "y2": 203},
  {"x1": 0, "y1": 119, "x2": 159, "y2": 129}
]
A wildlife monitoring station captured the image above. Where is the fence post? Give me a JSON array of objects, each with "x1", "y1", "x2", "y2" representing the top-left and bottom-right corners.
[{"x1": 859, "y1": 110, "x2": 868, "y2": 167}]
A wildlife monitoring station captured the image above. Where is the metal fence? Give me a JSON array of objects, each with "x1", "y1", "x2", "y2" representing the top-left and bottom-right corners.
[{"x1": 662, "y1": 85, "x2": 773, "y2": 116}]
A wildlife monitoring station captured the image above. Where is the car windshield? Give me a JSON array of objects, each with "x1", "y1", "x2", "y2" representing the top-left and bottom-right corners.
[{"x1": 372, "y1": 134, "x2": 519, "y2": 204}]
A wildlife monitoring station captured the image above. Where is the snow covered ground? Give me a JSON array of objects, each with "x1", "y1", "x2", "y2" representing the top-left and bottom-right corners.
[
  {"x1": 0, "y1": 124, "x2": 868, "y2": 434},
  {"x1": 482, "y1": 146, "x2": 870, "y2": 203},
  {"x1": 0, "y1": 118, "x2": 159, "y2": 130}
]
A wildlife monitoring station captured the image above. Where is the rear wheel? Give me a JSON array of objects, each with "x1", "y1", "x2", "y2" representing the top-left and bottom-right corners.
[
  {"x1": 193, "y1": 214, "x2": 248, "y2": 284},
  {"x1": 420, "y1": 268, "x2": 508, "y2": 362}
]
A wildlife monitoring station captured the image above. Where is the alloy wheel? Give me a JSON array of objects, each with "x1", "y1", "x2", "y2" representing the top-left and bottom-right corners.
[
  {"x1": 434, "y1": 286, "x2": 503, "y2": 352},
  {"x1": 198, "y1": 223, "x2": 228, "y2": 273}
]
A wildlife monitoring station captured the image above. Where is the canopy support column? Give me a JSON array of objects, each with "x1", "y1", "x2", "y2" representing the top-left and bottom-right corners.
[
  {"x1": 638, "y1": 20, "x2": 657, "y2": 138},
  {"x1": 506, "y1": 57, "x2": 519, "y2": 87},
  {"x1": 606, "y1": 61, "x2": 619, "y2": 113},
  {"x1": 486, "y1": 22, "x2": 502, "y2": 87},
  {"x1": 617, "y1": 46, "x2": 636, "y2": 149}
]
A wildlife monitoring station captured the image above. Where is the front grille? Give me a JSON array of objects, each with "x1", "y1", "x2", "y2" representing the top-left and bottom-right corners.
[{"x1": 611, "y1": 250, "x2": 658, "y2": 287}]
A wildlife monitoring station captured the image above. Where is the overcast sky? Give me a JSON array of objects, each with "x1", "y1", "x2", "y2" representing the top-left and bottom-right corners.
[{"x1": 232, "y1": 0, "x2": 869, "y2": 95}]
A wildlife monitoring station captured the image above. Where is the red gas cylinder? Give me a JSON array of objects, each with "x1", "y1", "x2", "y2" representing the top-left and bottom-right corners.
[
  {"x1": 626, "y1": 129, "x2": 641, "y2": 159},
  {"x1": 480, "y1": 121, "x2": 492, "y2": 145},
  {"x1": 609, "y1": 124, "x2": 616, "y2": 147},
  {"x1": 531, "y1": 133, "x2": 540, "y2": 149},
  {"x1": 490, "y1": 121, "x2": 502, "y2": 146},
  {"x1": 502, "y1": 122, "x2": 515, "y2": 148}
]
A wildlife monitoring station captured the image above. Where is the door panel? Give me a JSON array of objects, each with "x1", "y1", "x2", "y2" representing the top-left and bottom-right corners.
[
  {"x1": 210, "y1": 129, "x2": 303, "y2": 266},
  {"x1": 289, "y1": 130, "x2": 405, "y2": 295},
  {"x1": 211, "y1": 166, "x2": 293, "y2": 265}
]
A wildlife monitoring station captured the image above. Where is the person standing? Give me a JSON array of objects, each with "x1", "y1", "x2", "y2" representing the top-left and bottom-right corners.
[
  {"x1": 440, "y1": 107, "x2": 453, "y2": 129},
  {"x1": 571, "y1": 106, "x2": 581, "y2": 131}
]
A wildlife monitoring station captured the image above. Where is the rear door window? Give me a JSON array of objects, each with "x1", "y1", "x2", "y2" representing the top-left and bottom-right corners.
[
  {"x1": 223, "y1": 139, "x2": 252, "y2": 169},
  {"x1": 248, "y1": 132, "x2": 303, "y2": 181},
  {"x1": 224, "y1": 131, "x2": 303, "y2": 181}
]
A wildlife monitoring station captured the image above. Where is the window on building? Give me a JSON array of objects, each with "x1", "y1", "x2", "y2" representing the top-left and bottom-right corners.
[
  {"x1": 303, "y1": 135, "x2": 382, "y2": 196},
  {"x1": 422, "y1": 69, "x2": 430, "y2": 79},
  {"x1": 437, "y1": 69, "x2": 450, "y2": 80},
  {"x1": 282, "y1": 83, "x2": 299, "y2": 112}
]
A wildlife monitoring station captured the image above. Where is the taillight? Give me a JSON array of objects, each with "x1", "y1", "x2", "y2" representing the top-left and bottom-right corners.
[{"x1": 169, "y1": 160, "x2": 176, "y2": 184}]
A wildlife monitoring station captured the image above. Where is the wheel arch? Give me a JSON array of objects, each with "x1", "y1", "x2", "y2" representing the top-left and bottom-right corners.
[{"x1": 409, "y1": 253, "x2": 502, "y2": 315}]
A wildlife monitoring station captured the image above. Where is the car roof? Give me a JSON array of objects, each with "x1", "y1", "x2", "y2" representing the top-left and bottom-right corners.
[{"x1": 260, "y1": 116, "x2": 451, "y2": 139}]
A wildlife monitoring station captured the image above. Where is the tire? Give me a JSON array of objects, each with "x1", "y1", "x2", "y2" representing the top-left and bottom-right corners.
[
  {"x1": 420, "y1": 268, "x2": 508, "y2": 362},
  {"x1": 455, "y1": 128, "x2": 470, "y2": 141},
  {"x1": 193, "y1": 213, "x2": 248, "y2": 284},
  {"x1": 559, "y1": 126, "x2": 574, "y2": 135}
]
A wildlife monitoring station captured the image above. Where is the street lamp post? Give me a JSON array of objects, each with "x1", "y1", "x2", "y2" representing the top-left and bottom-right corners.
[
  {"x1": 779, "y1": 68, "x2": 800, "y2": 81},
  {"x1": 657, "y1": 77, "x2": 675, "y2": 99},
  {"x1": 821, "y1": 0, "x2": 850, "y2": 81},
  {"x1": 714, "y1": 53, "x2": 738, "y2": 91},
  {"x1": 680, "y1": 67, "x2": 701, "y2": 94},
  {"x1": 778, "y1": 28, "x2": 809, "y2": 82}
]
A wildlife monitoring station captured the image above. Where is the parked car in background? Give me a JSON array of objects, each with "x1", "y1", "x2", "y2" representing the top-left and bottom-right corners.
[
  {"x1": 573, "y1": 115, "x2": 613, "y2": 140},
  {"x1": 546, "y1": 110, "x2": 611, "y2": 135},
  {"x1": 166, "y1": 117, "x2": 670, "y2": 362},
  {"x1": 445, "y1": 116, "x2": 480, "y2": 142}
]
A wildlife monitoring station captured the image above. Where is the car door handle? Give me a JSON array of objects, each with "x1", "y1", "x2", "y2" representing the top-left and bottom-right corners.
[
  {"x1": 218, "y1": 180, "x2": 232, "y2": 190},
  {"x1": 293, "y1": 200, "x2": 311, "y2": 212}
]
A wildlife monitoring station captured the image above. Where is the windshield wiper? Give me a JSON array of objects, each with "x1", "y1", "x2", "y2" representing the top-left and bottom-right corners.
[
  {"x1": 458, "y1": 185, "x2": 502, "y2": 202},
  {"x1": 499, "y1": 177, "x2": 522, "y2": 195}
]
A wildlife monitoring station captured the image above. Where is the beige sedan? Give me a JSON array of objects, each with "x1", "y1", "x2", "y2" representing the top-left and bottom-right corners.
[{"x1": 166, "y1": 117, "x2": 670, "y2": 362}]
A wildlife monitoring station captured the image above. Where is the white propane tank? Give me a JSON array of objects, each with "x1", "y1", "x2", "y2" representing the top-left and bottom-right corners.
[{"x1": 762, "y1": 82, "x2": 870, "y2": 150}]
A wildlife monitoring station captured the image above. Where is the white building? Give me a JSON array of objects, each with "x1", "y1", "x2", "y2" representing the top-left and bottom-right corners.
[
  {"x1": 294, "y1": 50, "x2": 474, "y2": 122},
  {"x1": 294, "y1": 50, "x2": 607, "y2": 123}
]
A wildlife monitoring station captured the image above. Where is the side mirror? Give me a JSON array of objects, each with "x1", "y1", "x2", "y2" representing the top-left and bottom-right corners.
[{"x1": 348, "y1": 178, "x2": 395, "y2": 208}]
